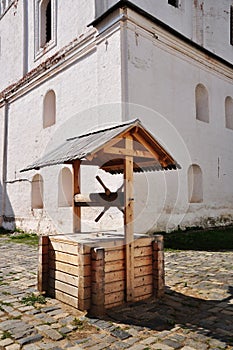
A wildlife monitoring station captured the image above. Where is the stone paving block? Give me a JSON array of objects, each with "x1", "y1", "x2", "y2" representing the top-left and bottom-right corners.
[
  {"x1": 17, "y1": 333, "x2": 43, "y2": 346},
  {"x1": 140, "y1": 336, "x2": 157, "y2": 345},
  {"x1": 127, "y1": 344, "x2": 146, "y2": 350},
  {"x1": 87, "y1": 344, "x2": 110, "y2": 350},
  {"x1": 0, "y1": 305, "x2": 14, "y2": 313},
  {"x1": 109, "y1": 343, "x2": 130, "y2": 350},
  {"x1": 208, "y1": 339, "x2": 227, "y2": 348},
  {"x1": 5, "y1": 344, "x2": 21, "y2": 350},
  {"x1": 94, "y1": 320, "x2": 113, "y2": 330},
  {"x1": 185, "y1": 339, "x2": 208, "y2": 350},
  {"x1": 151, "y1": 343, "x2": 174, "y2": 350},
  {"x1": 41, "y1": 306, "x2": 61, "y2": 313},
  {"x1": 36, "y1": 324, "x2": 51, "y2": 332},
  {"x1": 123, "y1": 337, "x2": 139, "y2": 346},
  {"x1": 180, "y1": 347, "x2": 197, "y2": 350},
  {"x1": 111, "y1": 328, "x2": 131, "y2": 340},
  {"x1": 163, "y1": 339, "x2": 181, "y2": 349},
  {"x1": 53, "y1": 312, "x2": 69, "y2": 320},
  {"x1": 59, "y1": 326, "x2": 72, "y2": 334},
  {"x1": 127, "y1": 328, "x2": 140, "y2": 337},
  {"x1": 51, "y1": 322, "x2": 61, "y2": 329},
  {"x1": 18, "y1": 306, "x2": 34, "y2": 312},
  {"x1": 23, "y1": 344, "x2": 41, "y2": 350},
  {"x1": 0, "y1": 338, "x2": 14, "y2": 347},
  {"x1": 47, "y1": 309, "x2": 64, "y2": 316},
  {"x1": 42, "y1": 328, "x2": 63, "y2": 341}
]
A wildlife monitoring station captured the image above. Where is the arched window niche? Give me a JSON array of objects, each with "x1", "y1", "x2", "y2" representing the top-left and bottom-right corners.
[
  {"x1": 225, "y1": 96, "x2": 233, "y2": 130},
  {"x1": 58, "y1": 168, "x2": 73, "y2": 207},
  {"x1": 188, "y1": 164, "x2": 203, "y2": 203},
  {"x1": 31, "y1": 174, "x2": 44, "y2": 209},
  {"x1": 43, "y1": 89, "x2": 56, "y2": 128},
  {"x1": 195, "y1": 84, "x2": 209, "y2": 123}
]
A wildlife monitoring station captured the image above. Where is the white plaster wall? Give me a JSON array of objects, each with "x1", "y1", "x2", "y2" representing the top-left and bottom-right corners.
[
  {"x1": 4, "y1": 28, "x2": 123, "y2": 233},
  {"x1": 124, "y1": 15, "x2": 233, "y2": 232},
  {"x1": 0, "y1": 1, "x2": 24, "y2": 91},
  {"x1": 95, "y1": 0, "x2": 233, "y2": 64}
]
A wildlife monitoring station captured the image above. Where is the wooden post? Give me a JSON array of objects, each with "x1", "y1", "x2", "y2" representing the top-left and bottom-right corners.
[
  {"x1": 124, "y1": 135, "x2": 135, "y2": 302},
  {"x1": 152, "y1": 235, "x2": 165, "y2": 298},
  {"x1": 73, "y1": 160, "x2": 81, "y2": 233},
  {"x1": 38, "y1": 236, "x2": 49, "y2": 293},
  {"x1": 90, "y1": 247, "x2": 105, "y2": 316}
]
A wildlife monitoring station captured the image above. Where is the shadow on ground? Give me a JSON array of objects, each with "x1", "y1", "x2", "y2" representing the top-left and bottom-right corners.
[{"x1": 99, "y1": 286, "x2": 233, "y2": 346}]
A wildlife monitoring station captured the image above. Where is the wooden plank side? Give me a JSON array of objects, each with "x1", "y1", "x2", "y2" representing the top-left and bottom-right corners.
[
  {"x1": 135, "y1": 265, "x2": 153, "y2": 276},
  {"x1": 134, "y1": 237, "x2": 153, "y2": 247},
  {"x1": 104, "y1": 291, "x2": 125, "y2": 306},
  {"x1": 134, "y1": 275, "x2": 153, "y2": 288},
  {"x1": 135, "y1": 256, "x2": 152, "y2": 267},
  {"x1": 49, "y1": 240, "x2": 78, "y2": 255},
  {"x1": 105, "y1": 300, "x2": 126, "y2": 309},
  {"x1": 104, "y1": 249, "x2": 124, "y2": 262},
  {"x1": 49, "y1": 269, "x2": 78, "y2": 287},
  {"x1": 134, "y1": 294, "x2": 152, "y2": 302},
  {"x1": 134, "y1": 246, "x2": 152, "y2": 257},
  {"x1": 49, "y1": 251, "x2": 78, "y2": 265},
  {"x1": 49, "y1": 279, "x2": 78, "y2": 298},
  {"x1": 134, "y1": 284, "x2": 153, "y2": 298},
  {"x1": 48, "y1": 288, "x2": 78, "y2": 309},
  {"x1": 104, "y1": 281, "x2": 125, "y2": 294},
  {"x1": 49, "y1": 260, "x2": 79, "y2": 276},
  {"x1": 105, "y1": 270, "x2": 125, "y2": 283},
  {"x1": 104, "y1": 260, "x2": 125, "y2": 273}
]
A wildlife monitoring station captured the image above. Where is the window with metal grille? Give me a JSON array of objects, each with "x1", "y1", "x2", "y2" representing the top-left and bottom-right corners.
[{"x1": 168, "y1": 0, "x2": 179, "y2": 8}]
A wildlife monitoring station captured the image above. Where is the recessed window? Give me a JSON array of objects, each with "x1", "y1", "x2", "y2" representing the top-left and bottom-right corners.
[
  {"x1": 225, "y1": 96, "x2": 233, "y2": 130},
  {"x1": 43, "y1": 90, "x2": 56, "y2": 128},
  {"x1": 195, "y1": 83, "x2": 209, "y2": 123},
  {"x1": 40, "y1": 0, "x2": 52, "y2": 47},
  {"x1": 58, "y1": 168, "x2": 73, "y2": 207},
  {"x1": 168, "y1": 0, "x2": 179, "y2": 8},
  {"x1": 188, "y1": 165, "x2": 203, "y2": 203},
  {"x1": 230, "y1": 6, "x2": 233, "y2": 45},
  {"x1": 34, "y1": 0, "x2": 57, "y2": 59},
  {"x1": 31, "y1": 174, "x2": 44, "y2": 209}
]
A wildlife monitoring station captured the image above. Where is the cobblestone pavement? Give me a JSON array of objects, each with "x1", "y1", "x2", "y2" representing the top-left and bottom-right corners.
[{"x1": 0, "y1": 237, "x2": 233, "y2": 350}]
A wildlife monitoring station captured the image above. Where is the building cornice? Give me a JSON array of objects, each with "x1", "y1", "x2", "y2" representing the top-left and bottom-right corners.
[
  {"x1": 0, "y1": 28, "x2": 97, "y2": 106},
  {"x1": 89, "y1": 0, "x2": 233, "y2": 70}
]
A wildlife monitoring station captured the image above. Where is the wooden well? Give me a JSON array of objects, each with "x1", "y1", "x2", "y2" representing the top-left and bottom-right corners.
[
  {"x1": 38, "y1": 232, "x2": 164, "y2": 315},
  {"x1": 23, "y1": 120, "x2": 179, "y2": 314}
]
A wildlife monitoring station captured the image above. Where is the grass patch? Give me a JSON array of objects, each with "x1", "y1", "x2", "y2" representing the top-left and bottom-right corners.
[
  {"x1": 72, "y1": 318, "x2": 86, "y2": 330},
  {"x1": 1, "y1": 330, "x2": 11, "y2": 340},
  {"x1": 163, "y1": 226, "x2": 233, "y2": 251},
  {"x1": 9, "y1": 232, "x2": 39, "y2": 246},
  {"x1": 21, "y1": 293, "x2": 46, "y2": 306}
]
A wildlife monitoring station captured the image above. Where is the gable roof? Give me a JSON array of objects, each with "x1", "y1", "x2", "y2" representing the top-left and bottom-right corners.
[{"x1": 20, "y1": 119, "x2": 180, "y2": 174}]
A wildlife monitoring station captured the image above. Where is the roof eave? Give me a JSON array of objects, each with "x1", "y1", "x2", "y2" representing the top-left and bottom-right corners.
[{"x1": 88, "y1": 0, "x2": 233, "y2": 70}]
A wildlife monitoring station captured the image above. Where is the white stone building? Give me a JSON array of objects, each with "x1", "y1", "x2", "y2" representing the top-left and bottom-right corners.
[{"x1": 0, "y1": 0, "x2": 233, "y2": 234}]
